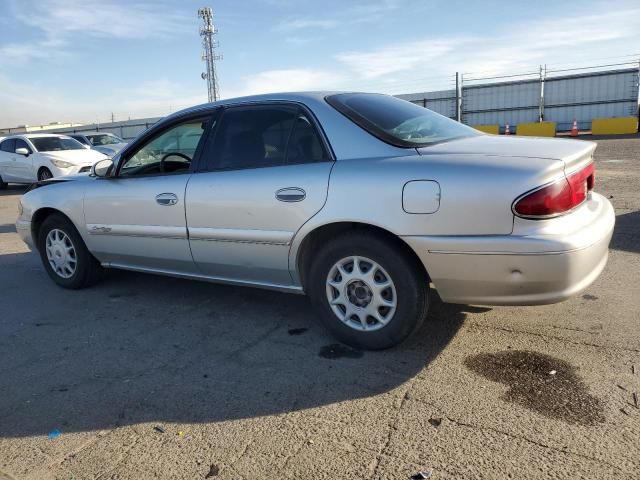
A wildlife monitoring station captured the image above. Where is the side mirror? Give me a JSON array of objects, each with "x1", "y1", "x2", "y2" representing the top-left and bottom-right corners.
[
  {"x1": 91, "y1": 158, "x2": 114, "y2": 178},
  {"x1": 15, "y1": 147, "x2": 30, "y2": 156}
]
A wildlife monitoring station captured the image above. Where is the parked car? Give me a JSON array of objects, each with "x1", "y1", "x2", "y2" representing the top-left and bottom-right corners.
[
  {"x1": 15, "y1": 93, "x2": 614, "y2": 349},
  {"x1": 65, "y1": 132, "x2": 127, "y2": 157},
  {"x1": 0, "y1": 134, "x2": 107, "y2": 186}
]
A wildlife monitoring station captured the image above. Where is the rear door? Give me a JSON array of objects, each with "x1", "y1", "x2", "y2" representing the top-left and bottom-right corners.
[{"x1": 186, "y1": 103, "x2": 334, "y2": 286}]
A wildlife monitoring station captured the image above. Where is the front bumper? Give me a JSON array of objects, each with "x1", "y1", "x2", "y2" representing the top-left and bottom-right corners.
[
  {"x1": 402, "y1": 193, "x2": 615, "y2": 305},
  {"x1": 16, "y1": 219, "x2": 33, "y2": 250}
]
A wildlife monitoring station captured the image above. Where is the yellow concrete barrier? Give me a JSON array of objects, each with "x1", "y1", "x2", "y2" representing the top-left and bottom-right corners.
[
  {"x1": 473, "y1": 124, "x2": 499, "y2": 134},
  {"x1": 517, "y1": 122, "x2": 557, "y2": 137},
  {"x1": 591, "y1": 117, "x2": 638, "y2": 135}
]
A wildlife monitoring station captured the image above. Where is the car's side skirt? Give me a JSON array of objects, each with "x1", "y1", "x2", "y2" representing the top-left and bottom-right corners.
[{"x1": 103, "y1": 262, "x2": 305, "y2": 295}]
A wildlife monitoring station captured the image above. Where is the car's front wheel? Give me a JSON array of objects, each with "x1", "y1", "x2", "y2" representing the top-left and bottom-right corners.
[
  {"x1": 38, "y1": 168, "x2": 53, "y2": 181},
  {"x1": 37, "y1": 213, "x2": 104, "y2": 289},
  {"x1": 308, "y1": 231, "x2": 429, "y2": 350},
  {"x1": 0, "y1": 174, "x2": 7, "y2": 189}
]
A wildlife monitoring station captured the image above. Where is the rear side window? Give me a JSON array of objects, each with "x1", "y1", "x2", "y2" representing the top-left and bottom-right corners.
[
  {"x1": 1, "y1": 139, "x2": 15, "y2": 152},
  {"x1": 70, "y1": 135, "x2": 90, "y2": 145},
  {"x1": 326, "y1": 93, "x2": 479, "y2": 147},
  {"x1": 206, "y1": 104, "x2": 329, "y2": 170}
]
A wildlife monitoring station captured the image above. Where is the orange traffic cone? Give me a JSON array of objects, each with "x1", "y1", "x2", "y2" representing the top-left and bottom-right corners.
[
  {"x1": 504, "y1": 123, "x2": 510, "y2": 135},
  {"x1": 570, "y1": 119, "x2": 579, "y2": 137}
]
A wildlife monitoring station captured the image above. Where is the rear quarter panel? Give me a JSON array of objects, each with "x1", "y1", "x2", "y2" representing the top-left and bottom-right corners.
[{"x1": 289, "y1": 152, "x2": 566, "y2": 276}]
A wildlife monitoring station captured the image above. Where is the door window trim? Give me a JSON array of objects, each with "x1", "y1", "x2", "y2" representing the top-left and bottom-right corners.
[
  {"x1": 114, "y1": 110, "x2": 218, "y2": 179},
  {"x1": 196, "y1": 100, "x2": 335, "y2": 173}
]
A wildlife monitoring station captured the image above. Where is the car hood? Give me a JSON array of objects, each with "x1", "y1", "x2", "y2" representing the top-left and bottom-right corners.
[
  {"x1": 417, "y1": 134, "x2": 596, "y2": 170},
  {"x1": 41, "y1": 149, "x2": 107, "y2": 165}
]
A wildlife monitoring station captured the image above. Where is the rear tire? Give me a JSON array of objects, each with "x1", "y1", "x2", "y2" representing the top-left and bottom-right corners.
[
  {"x1": 38, "y1": 168, "x2": 53, "y2": 181},
  {"x1": 0, "y1": 175, "x2": 7, "y2": 189},
  {"x1": 37, "y1": 213, "x2": 104, "y2": 289},
  {"x1": 308, "y1": 231, "x2": 429, "y2": 350}
]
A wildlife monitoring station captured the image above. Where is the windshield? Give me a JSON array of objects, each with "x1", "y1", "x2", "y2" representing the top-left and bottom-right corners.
[
  {"x1": 86, "y1": 133, "x2": 124, "y2": 146},
  {"x1": 326, "y1": 93, "x2": 479, "y2": 147},
  {"x1": 30, "y1": 136, "x2": 86, "y2": 152}
]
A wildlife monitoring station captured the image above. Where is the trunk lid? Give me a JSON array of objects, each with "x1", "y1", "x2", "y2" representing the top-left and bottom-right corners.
[{"x1": 417, "y1": 134, "x2": 596, "y2": 172}]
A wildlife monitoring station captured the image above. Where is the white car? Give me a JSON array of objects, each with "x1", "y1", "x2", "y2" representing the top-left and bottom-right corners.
[{"x1": 0, "y1": 134, "x2": 107, "y2": 186}]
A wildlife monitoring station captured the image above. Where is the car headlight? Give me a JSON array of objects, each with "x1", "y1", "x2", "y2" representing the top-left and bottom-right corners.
[{"x1": 51, "y1": 159, "x2": 75, "y2": 168}]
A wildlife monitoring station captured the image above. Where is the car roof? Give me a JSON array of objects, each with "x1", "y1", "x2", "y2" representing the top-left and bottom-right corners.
[
  {"x1": 71, "y1": 132, "x2": 116, "y2": 136},
  {"x1": 169, "y1": 91, "x2": 350, "y2": 118}
]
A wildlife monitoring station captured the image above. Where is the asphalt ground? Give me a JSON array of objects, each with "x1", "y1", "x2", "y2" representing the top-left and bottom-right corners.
[{"x1": 0, "y1": 135, "x2": 639, "y2": 479}]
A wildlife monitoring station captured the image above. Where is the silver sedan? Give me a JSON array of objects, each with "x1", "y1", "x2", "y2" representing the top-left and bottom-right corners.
[{"x1": 16, "y1": 92, "x2": 615, "y2": 349}]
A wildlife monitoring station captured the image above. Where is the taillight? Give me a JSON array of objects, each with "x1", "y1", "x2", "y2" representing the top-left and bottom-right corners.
[{"x1": 513, "y1": 163, "x2": 595, "y2": 218}]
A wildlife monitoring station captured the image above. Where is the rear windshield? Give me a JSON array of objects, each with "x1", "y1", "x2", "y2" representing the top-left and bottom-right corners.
[
  {"x1": 30, "y1": 136, "x2": 85, "y2": 152},
  {"x1": 326, "y1": 93, "x2": 479, "y2": 147}
]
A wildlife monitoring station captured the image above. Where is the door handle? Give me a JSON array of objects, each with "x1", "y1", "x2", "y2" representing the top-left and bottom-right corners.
[
  {"x1": 275, "y1": 187, "x2": 306, "y2": 202},
  {"x1": 155, "y1": 193, "x2": 178, "y2": 206}
]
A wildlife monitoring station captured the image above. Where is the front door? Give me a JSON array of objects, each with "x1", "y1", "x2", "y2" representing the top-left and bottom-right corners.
[
  {"x1": 186, "y1": 103, "x2": 334, "y2": 286},
  {"x1": 83, "y1": 115, "x2": 212, "y2": 273},
  {"x1": 0, "y1": 139, "x2": 16, "y2": 182},
  {"x1": 11, "y1": 139, "x2": 35, "y2": 182}
]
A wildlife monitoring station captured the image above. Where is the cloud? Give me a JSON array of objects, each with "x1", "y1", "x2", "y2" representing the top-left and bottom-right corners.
[
  {"x1": 336, "y1": 38, "x2": 467, "y2": 80},
  {"x1": 1, "y1": 0, "x2": 191, "y2": 62},
  {"x1": 0, "y1": 74, "x2": 205, "y2": 127},
  {"x1": 224, "y1": 69, "x2": 345, "y2": 99},
  {"x1": 274, "y1": 0, "x2": 404, "y2": 32}
]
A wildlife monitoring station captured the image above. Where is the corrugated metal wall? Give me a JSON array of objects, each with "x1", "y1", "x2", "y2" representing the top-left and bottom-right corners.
[
  {"x1": 398, "y1": 67, "x2": 639, "y2": 132},
  {"x1": 462, "y1": 79, "x2": 539, "y2": 126},
  {"x1": 544, "y1": 69, "x2": 638, "y2": 131},
  {"x1": 396, "y1": 89, "x2": 457, "y2": 119}
]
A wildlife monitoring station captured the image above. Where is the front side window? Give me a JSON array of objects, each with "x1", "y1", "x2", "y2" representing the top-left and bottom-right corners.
[
  {"x1": 30, "y1": 136, "x2": 86, "y2": 152},
  {"x1": 87, "y1": 133, "x2": 124, "y2": 146},
  {"x1": 119, "y1": 118, "x2": 208, "y2": 177},
  {"x1": 208, "y1": 104, "x2": 329, "y2": 170},
  {"x1": 14, "y1": 139, "x2": 32, "y2": 153},
  {"x1": 326, "y1": 93, "x2": 479, "y2": 147}
]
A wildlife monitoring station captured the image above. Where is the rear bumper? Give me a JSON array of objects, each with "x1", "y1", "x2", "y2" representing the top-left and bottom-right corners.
[{"x1": 402, "y1": 193, "x2": 615, "y2": 305}]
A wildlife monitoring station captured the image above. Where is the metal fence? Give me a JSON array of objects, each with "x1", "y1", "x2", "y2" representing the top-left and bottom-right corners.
[{"x1": 398, "y1": 62, "x2": 640, "y2": 132}]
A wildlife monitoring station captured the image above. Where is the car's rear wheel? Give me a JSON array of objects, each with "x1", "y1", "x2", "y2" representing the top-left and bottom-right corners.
[
  {"x1": 0, "y1": 174, "x2": 7, "y2": 189},
  {"x1": 308, "y1": 231, "x2": 429, "y2": 350},
  {"x1": 37, "y1": 213, "x2": 104, "y2": 289},
  {"x1": 38, "y1": 168, "x2": 53, "y2": 181}
]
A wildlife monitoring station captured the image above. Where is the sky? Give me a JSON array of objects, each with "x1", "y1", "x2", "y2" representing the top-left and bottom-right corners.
[{"x1": 0, "y1": 0, "x2": 638, "y2": 127}]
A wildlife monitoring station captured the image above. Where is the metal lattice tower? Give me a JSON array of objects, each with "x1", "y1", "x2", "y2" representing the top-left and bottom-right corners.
[{"x1": 198, "y1": 7, "x2": 222, "y2": 102}]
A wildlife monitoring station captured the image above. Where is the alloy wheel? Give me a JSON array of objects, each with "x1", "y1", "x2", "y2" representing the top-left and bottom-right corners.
[
  {"x1": 325, "y1": 256, "x2": 397, "y2": 332},
  {"x1": 45, "y1": 229, "x2": 77, "y2": 278}
]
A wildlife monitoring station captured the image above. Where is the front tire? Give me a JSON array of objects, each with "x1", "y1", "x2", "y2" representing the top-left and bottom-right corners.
[
  {"x1": 308, "y1": 231, "x2": 429, "y2": 350},
  {"x1": 0, "y1": 174, "x2": 7, "y2": 189},
  {"x1": 38, "y1": 168, "x2": 53, "y2": 181},
  {"x1": 37, "y1": 213, "x2": 104, "y2": 289}
]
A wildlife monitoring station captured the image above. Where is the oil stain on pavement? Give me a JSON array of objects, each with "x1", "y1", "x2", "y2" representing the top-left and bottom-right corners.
[{"x1": 465, "y1": 350, "x2": 604, "y2": 425}]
